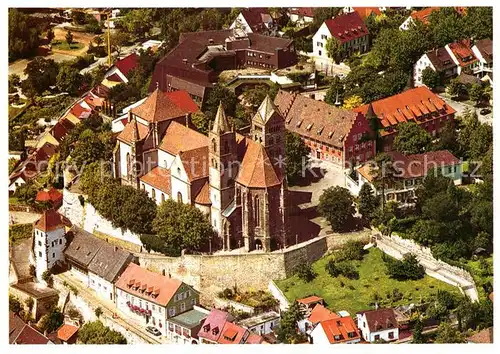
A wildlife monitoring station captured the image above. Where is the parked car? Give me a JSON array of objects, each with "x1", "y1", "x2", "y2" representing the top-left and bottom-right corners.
[
  {"x1": 480, "y1": 108, "x2": 491, "y2": 115},
  {"x1": 146, "y1": 326, "x2": 161, "y2": 336}
]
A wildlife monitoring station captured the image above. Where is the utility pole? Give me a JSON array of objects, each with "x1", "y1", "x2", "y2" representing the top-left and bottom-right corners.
[{"x1": 106, "y1": 13, "x2": 112, "y2": 67}]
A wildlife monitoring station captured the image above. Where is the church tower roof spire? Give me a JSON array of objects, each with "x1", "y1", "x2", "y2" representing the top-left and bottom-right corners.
[
  {"x1": 212, "y1": 101, "x2": 231, "y2": 134},
  {"x1": 254, "y1": 95, "x2": 277, "y2": 124}
]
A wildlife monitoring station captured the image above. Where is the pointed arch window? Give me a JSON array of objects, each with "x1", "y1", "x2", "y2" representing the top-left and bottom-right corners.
[
  {"x1": 152, "y1": 188, "x2": 156, "y2": 200},
  {"x1": 224, "y1": 140, "x2": 229, "y2": 154},
  {"x1": 254, "y1": 196, "x2": 260, "y2": 227},
  {"x1": 212, "y1": 139, "x2": 217, "y2": 152},
  {"x1": 177, "y1": 192, "x2": 183, "y2": 203}
]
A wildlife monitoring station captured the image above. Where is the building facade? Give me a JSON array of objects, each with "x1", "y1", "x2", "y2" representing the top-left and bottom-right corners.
[{"x1": 356, "y1": 309, "x2": 399, "y2": 342}]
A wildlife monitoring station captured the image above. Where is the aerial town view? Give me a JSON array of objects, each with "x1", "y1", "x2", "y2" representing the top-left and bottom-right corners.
[{"x1": 8, "y1": 5, "x2": 494, "y2": 346}]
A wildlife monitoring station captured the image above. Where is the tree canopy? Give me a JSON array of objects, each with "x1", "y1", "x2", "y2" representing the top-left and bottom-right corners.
[
  {"x1": 393, "y1": 122, "x2": 432, "y2": 154},
  {"x1": 9, "y1": 9, "x2": 41, "y2": 61},
  {"x1": 285, "y1": 131, "x2": 310, "y2": 185},
  {"x1": 318, "y1": 186, "x2": 355, "y2": 232},
  {"x1": 78, "y1": 321, "x2": 127, "y2": 344}
]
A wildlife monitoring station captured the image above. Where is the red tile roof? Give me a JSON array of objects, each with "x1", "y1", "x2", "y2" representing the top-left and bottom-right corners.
[
  {"x1": 411, "y1": 7, "x2": 440, "y2": 24},
  {"x1": 194, "y1": 180, "x2": 211, "y2": 205},
  {"x1": 319, "y1": 316, "x2": 361, "y2": 343},
  {"x1": 36, "y1": 187, "x2": 63, "y2": 204},
  {"x1": 114, "y1": 53, "x2": 139, "y2": 78},
  {"x1": 57, "y1": 323, "x2": 79, "y2": 342},
  {"x1": 297, "y1": 295, "x2": 324, "y2": 305},
  {"x1": 358, "y1": 308, "x2": 398, "y2": 332},
  {"x1": 240, "y1": 8, "x2": 272, "y2": 31},
  {"x1": 217, "y1": 321, "x2": 248, "y2": 344},
  {"x1": 117, "y1": 119, "x2": 150, "y2": 144},
  {"x1": 467, "y1": 327, "x2": 493, "y2": 343},
  {"x1": 159, "y1": 121, "x2": 208, "y2": 156},
  {"x1": 179, "y1": 146, "x2": 209, "y2": 182},
  {"x1": 34, "y1": 210, "x2": 67, "y2": 232},
  {"x1": 9, "y1": 312, "x2": 51, "y2": 344},
  {"x1": 115, "y1": 263, "x2": 183, "y2": 307},
  {"x1": 245, "y1": 332, "x2": 266, "y2": 344},
  {"x1": 324, "y1": 12, "x2": 369, "y2": 44},
  {"x1": 308, "y1": 304, "x2": 340, "y2": 324},
  {"x1": 353, "y1": 87, "x2": 455, "y2": 131},
  {"x1": 106, "y1": 73, "x2": 124, "y2": 83},
  {"x1": 448, "y1": 39, "x2": 478, "y2": 67},
  {"x1": 353, "y1": 7, "x2": 382, "y2": 20},
  {"x1": 131, "y1": 89, "x2": 199, "y2": 123},
  {"x1": 70, "y1": 103, "x2": 91, "y2": 119},
  {"x1": 139, "y1": 166, "x2": 171, "y2": 194},
  {"x1": 236, "y1": 142, "x2": 282, "y2": 188},
  {"x1": 198, "y1": 309, "x2": 234, "y2": 342},
  {"x1": 288, "y1": 8, "x2": 314, "y2": 18}
]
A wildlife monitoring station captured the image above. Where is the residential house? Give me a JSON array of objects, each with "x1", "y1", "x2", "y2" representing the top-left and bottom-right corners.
[
  {"x1": 312, "y1": 11, "x2": 370, "y2": 73},
  {"x1": 53, "y1": 323, "x2": 79, "y2": 344},
  {"x1": 297, "y1": 303, "x2": 340, "y2": 334},
  {"x1": 102, "y1": 53, "x2": 140, "y2": 88},
  {"x1": 357, "y1": 308, "x2": 399, "y2": 342},
  {"x1": 399, "y1": 7, "x2": 440, "y2": 30},
  {"x1": 287, "y1": 8, "x2": 314, "y2": 25},
  {"x1": 353, "y1": 86, "x2": 456, "y2": 151},
  {"x1": 35, "y1": 187, "x2": 63, "y2": 209},
  {"x1": 345, "y1": 150, "x2": 462, "y2": 203},
  {"x1": 115, "y1": 263, "x2": 200, "y2": 336},
  {"x1": 467, "y1": 327, "x2": 493, "y2": 343},
  {"x1": 310, "y1": 316, "x2": 361, "y2": 344},
  {"x1": 166, "y1": 306, "x2": 210, "y2": 344},
  {"x1": 296, "y1": 296, "x2": 325, "y2": 314},
  {"x1": 140, "y1": 40, "x2": 164, "y2": 53},
  {"x1": 9, "y1": 312, "x2": 53, "y2": 344},
  {"x1": 446, "y1": 39, "x2": 479, "y2": 75},
  {"x1": 149, "y1": 29, "x2": 297, "y2": 104},
  {"x1": 115, "y1": 92, "x2": 289, "y2": 253},
  {"x1": 238, "y1": 311, "x2": 280, "y2": 335},
  {"x1": 413, "y1": 47, "x2": 458, "y2": 87},
  {"x1": 343, "y1": 7, "x2": 382, "y2": 20},
  {"x1": 230, "y1": 8, "x2": 274, "y2": 34},
  {"x1": 63, "y1": 226, "x2": 135, "y2": 302},
  {"x1": 275, "y1": 90, "x2": 376, "y2": 168},
  {"x1": 471, "y1": 39, "x2": 493, "y2": 80}
]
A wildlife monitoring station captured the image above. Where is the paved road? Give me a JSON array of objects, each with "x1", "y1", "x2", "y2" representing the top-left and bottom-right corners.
[
  {"x1": 57, "y1": 272, "x2": 170, "y2": 344},
  {"x1": 438, "y1": 93, "x2": 492, "y2": 125}
]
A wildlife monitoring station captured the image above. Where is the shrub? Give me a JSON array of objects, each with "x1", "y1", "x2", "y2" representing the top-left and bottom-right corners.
[
  {"x1": 295, "y1": 263, "x2": 316, "y2": 283},
  {"x1": 334, "y1": 240, "x2": 366, "y2": 262},
  {"x1": 383, "y1": 253, "x2": 425, "y2": 280},
  {"x1": 94, "y1": 307, "x2": 103, "y2": 318},
  {"x1": 325, "y1": 260, "x2": 359, "y2": 279}
]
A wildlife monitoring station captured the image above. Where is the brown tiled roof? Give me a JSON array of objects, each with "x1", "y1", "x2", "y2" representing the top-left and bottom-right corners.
[
  {"x1": 34, "y1": 210, "x2": 67, "y2": 232},
  {"x1": 114, "y1": 53, "x2": 139, "y2": 78},
  {"x1": 358, "y1": 308, "x2": 398, "y2": 332},
  {"x1": 353, "y1": 86, "x2": 455, "y2": 130},
  {"x1": 288, "y1": 8, "x2": 314, "y2": 18},
  {"x1": 236, "y1": 142, "x2": 281, "y2": 188},
  {"x1": 239, "y1": 8, "x2": 271, "y2": 30},
  {"x1": 159, "y1": 121, "x2": 208, "y2": 156},
  {"x1": 217, "y1": 321, "x2": 248, "y2": 344},
  {"x1": 115, "y1": 263, "x2": 183, "y2": 307},
  {"x1": 117, "y1": 119, "x2": 150, "y2": 144},
  {"x1": 474, "y1": 38, "x2": 492, "y2": 64},
  {"x1": 426, "y1": 47, "x2": 455, "y2": 71},
  {"x1": 57, "y1": 324, "x2": 79, "y2": 342},
  {"x1": 324, "y1": 12, "x2": 369, "y2": 44},
  {"x1": 131, "y1": 88, "x2": 197, "y2": 123},
  {"x1": 448, "y1": 39, "x2": 478, "y2": 67},
  {"x1": 319, "y1": 316, "x2": 361, "y2": 343},
  {"x1": 36, "y1": 187, "x2": 63, "y2": 204},
  {"x1": 168, "y1": 76, "x2": 209, "y2": 99},
  {"x1": 246, "y1": 33, "x2": 293, "y2": 53},
  {"x1": 410, "y1": 7, "x2": 440, "y2": 24},
  {"x1": 467, "y1": 327, "x2": 493, "y2": 343},
  {"x1": 106, "y1": 73, "x2": 124, "y2": 83},
  {"x1": 194, "y1": 180, "x2": 211, "y2": 205},
  {"x1": 308, "y1": 304, "x2": 340, "y2": 324},
  {"x1": 9, "y1": 312, "x2": 51, "y2": 344},
  {"x1": 179, "y1": 146, "x2": 209, "y2": 182},
  {"x1": 353, "y1": 7, "x2": 382, "y2": 20},
  {"x1": 140, "y1": 166, "x2": 171, "y2": 194},
  {"x1": 275, "y1": 90, "x2": 359, "y2": 148},
  {"x1": 297, "y1": 295, "x2": 324, "y2": 305},
  {"x1": 245, "y1": 332, "x2": 265, "y2": 344}
]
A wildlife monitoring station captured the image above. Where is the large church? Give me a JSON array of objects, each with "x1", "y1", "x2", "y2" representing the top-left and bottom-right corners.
[{"x1": 113, "y1": 89, "x2": 289, "y2": 253}]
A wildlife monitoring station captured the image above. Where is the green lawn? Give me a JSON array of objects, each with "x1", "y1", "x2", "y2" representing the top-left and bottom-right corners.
[
  {"x1": 464, "y1": 257, "x2": 493, "y2": 301},
  {"x1": 276, "y1": 248, "x2": 461, "y2": 315},
  {"x1": 51, "y1": 40, "x2": 84, "y2": 51}
]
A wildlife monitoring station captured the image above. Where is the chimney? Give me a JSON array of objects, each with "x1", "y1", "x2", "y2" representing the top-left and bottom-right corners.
[{"x1": 128, "y1": 111, "x2": 133, "y2": 123}]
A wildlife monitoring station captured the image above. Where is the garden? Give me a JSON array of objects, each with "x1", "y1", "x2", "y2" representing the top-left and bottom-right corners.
[{"x1": 276, "y1": 245, "x2": 461, "y2": 315}]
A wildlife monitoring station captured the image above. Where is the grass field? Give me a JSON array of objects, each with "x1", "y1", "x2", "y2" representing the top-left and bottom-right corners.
[
  {"x1": 51, "y1": 40, "x2": 84, "y2": 51},
  {"x1": 276, "y1": 248, "x2": 461, "y2": 315}
]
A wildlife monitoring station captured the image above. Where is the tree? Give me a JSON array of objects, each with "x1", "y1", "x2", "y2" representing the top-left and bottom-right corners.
[
  {"x1": 9, "y1": 74, "x2": 20, "y2": 93},
  {"x1": 78, "y1": 321, "x2": 127, "y2": 344},
  {"x1": 94, "y1": 35, "x2": 104, "y2": 47},
  {"x1": 312, "y1": 8, "x2": 342, "y2": 31},
  {"x1": 37, "y1": 307, "x2": 64, "y2": 333},
  {"x1": 9, "y1": 294, "x2": 22, "y2": 315},
  {"x1": 462, "y1": 7, "x2": 493, "y2": 40},
  {"x1": 71, "y1": 11, "x2": 86, "y2": 25},
  {"x1": 421, "y1": 67, "x2": 440, "y2": 89},
  {"x1": 393, "y1": 122, "x2": 432, "y2": 154},
  {"x1": 433, "y1": 121, "x2": 459, "y2": 155},
  {"x1": 21, "y1": 57, "x2": 59, "y2": 99},
  {"x1": 56, "y1": 64, "x2": 83, "y2": 94},
  {"x1": 383, "y1": 253, "x2": 425, "y2": 280},
  {"x1": 325, "y1": 260, "x2": 359, "y2": 279},
  {"x1": 412, "y1": 318, "x2": 425, "y2": 343},
  {"x1": 435, "y1": 322, "x2": 465, "y2": 343},
  {"x1": 318, "y1": 186, "x2": 355, "y2": 232},
  {"x1": 342, "y1": 95, "x2": 363, "y2": 109},
  {"x1": 65, "y1": 30, "x2": 73, "y2": 46},
  {"x1": 121, "y1": 9, "x2": 153, "y2": 38},
  {"x1": 9, "y1": 9, "x2": 41, "y2": 61},
  {"x1": 324, "y1": 76, "x2": 343, "y2": 105},
  {"x1": 94, "y1": 307, "x2": 103, "y2": 318},
  {"x1": 295, "y1": 263, "x2": 316, "y2": 283},
  {"x1": 203, "y1": 84, "x2": 238, "y2": 126},
  {"x1": 285, "y1": 131, "x2": 310, "y2": 185},
  {"x1": 325, "y1": 37, "x2": 343, "y2": 62},
  {"x1": 371, "y1": 153, "x2": 399, "y2": 209},
  {"x1": 358, "y1": 183, "x2": 378, "y2": 221},
  {"x1": 447, "y1": 78, "x2": 466, "y2": 98},
  {"x1": 468, "y1": 84, "x2": 485, "y2": 105},
  {"x1": 152, "y1": 199, "x2": 215, "y2": 256},
  {"x1": 468, "y1": 123, "x2": 493, "y2": 160},
  {"x1": 106, "y1": 31, "x2": 131, "y2": 57},
  {"x1": 275, "y1": 301, "x2": 306, "y2": 343},
  {"x1": 46, "y1": 27, "x2": 54, "y2": 44}
]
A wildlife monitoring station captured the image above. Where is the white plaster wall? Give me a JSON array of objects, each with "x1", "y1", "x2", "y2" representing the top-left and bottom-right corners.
[
  {"x1": 88, "y1": 272, "x2": 115, "y2": 302},
  {"x1": 399, "y1": 16, "x2": 413, "y2": 30},
  {"x1": 310, "y1": 324, "x2": 330, "y2": 344},
  {"x1": 312, "y1": 23, "x2": 331, "y2": 59},
  {"x1": 141, "y1": 182, "x2": 169, "y2": 205},
  {"x1": 414, "y1": 54, "x2": 436, "y2": 86},
  {"x1": 9, "y1": 177, "x2": 26, "y2": 193},
  {"x1": 230, "y1": 13, "x2": 252, "y2": 33},
  {"x1": 158, "y1": 149, "x2": 175, "y2": 169},
  {"x1": 34, "y1": 227, "x2": 66, "y2": 279}
]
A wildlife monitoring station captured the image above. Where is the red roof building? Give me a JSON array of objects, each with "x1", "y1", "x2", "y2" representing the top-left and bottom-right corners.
[
  {"x1": 411, "y1": 7, "x2": 440, "y2": 24},
  {"x1": 288, "y1": 8, "x2": 315, "y2": 19},
  {"x1": 114, "y1": 53, "x2": 139, "y2": 78},
  {"x1": 324, "y1": 12, "x2": 369, "y2": 44},
  {"x1": 35, "y1": 187, "x2": 63, "y2": 208},
  {"x1": 56, "y1": 323, "x2": 79, "y2": 344},
  {"x1": 310, "y1": 316, "x2": 361, "y2": 344},
  {"x1": 357, "y1": 308, "x2": 399, "y2": 342},
  {"x1": 234, "y1": 8, "x2": 274, "y2": 33},
  {"x1": 34, "y1": 210, "x2": 69, "y2": 233},
  {"x1": 9, "y1": 312, "x2": 53, "y2": 344},
  {"x1": 352, "y1": 7, "x2": 382, "y2": 20},
  {"x1": 354, "y1": 86, "x2": 456, "y2": 151}
]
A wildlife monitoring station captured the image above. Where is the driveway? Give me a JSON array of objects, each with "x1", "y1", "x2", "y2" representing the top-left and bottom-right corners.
[{"x1": 438, "y1": 93, "x2": 492, "y2": 125}]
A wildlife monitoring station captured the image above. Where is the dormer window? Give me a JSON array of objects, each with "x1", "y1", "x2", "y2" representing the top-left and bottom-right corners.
[
  {"x1": 203, "y1": 324, "x2": 210, "y2": 332},
  {"x1": 317, "y1": 127, "x2": 324, "y2": 135},
  {"x1": 306, "y1": 123, "x2": 313, "y2": 131},
  {"x1": 296, "y1": 120, "x2": 303, "y2": 128},
  {"x1": 212, "y1": 327, "x2": 219, "y2": 335}
]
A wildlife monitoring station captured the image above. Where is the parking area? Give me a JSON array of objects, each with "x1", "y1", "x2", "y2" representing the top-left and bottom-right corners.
[{"x1": 438, "y1": 93, "x2": 492, "y2": 125}]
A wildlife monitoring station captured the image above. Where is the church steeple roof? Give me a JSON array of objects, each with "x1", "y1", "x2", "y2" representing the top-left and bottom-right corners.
[
  {"x1": 212, "y1": 102, "x2": 231, "y2": 134},
  {"x1": 253, "y1": 95, "x2": 277, "y2": 124}
]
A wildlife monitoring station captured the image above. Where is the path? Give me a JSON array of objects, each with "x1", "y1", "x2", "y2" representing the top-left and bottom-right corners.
[{"x1": 56, "y1": 272, "x2": 169, "y2": 344}]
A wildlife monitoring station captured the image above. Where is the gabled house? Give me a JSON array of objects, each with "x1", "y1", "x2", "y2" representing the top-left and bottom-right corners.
[
  {"x1": 9, "y1": 312, "x2": 53, "y2": 344},
  {"x1": 35, "y1": 187, "x2": 63, "y2": 209},
  {"x1": 297, "y1": 303, "x2": 340, "y2": 334},
  {"x1": 357, "y1": 308, "x2": 399, "y2": 342},
  {"x1": 343, "y1": 7, "x2": 382, "y2": 20},
  {"x1": 52, "y1": 323, "x2": 79, "y2": 344},
  {"x1": 310, "y1": 316, "x2": 361, "y2": 344},
  {"x1": 275, "y1": 90, "x2": 376, "y2": 168},
  {"x1": 471, "y1": 39, "x2": 493, "y2": 80},
  {"x1": 446, "y1": 39, "x2": 479, "y2": 75},
  {"x1": 414, "y1": 47, "x2": 458, "y2": 87},
  {"x1": 312, "y1": 11, "x2": 370, "y2": 73},
  {"x1": 115, "y1": 263, "x2": 200, "y2": 337},
  {"x1": 400, "y1": 7, "x2": 440, "y2": 30},
  {"x1": 102, "y1": 53, "x2": 139, "y2": 88},
  {"x1": 230, "y1": 8, "x2": 274, "y2": 34},
  {"x1": 166, "y1": 306, "x2": 210, "y2": 344},
  {"x1": 287, "y1": 8, "x2": 314, "y2": 25}
]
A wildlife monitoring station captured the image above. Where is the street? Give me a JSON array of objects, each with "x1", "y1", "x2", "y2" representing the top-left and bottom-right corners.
[
  {"x1": 438, "y1": 93, "x2": 493, "y2": 125},
  {"x1": 56, "y1": 272, "x2": 171, "y2": 344}
]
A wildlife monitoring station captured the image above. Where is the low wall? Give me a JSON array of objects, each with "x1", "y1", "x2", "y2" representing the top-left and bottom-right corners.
[
  {"x1": 213, "y1": 297, "x2": 255, "y2": 314},
  {"x1": 268, "y1": 280, "x2": 289, "y2": 312}
]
